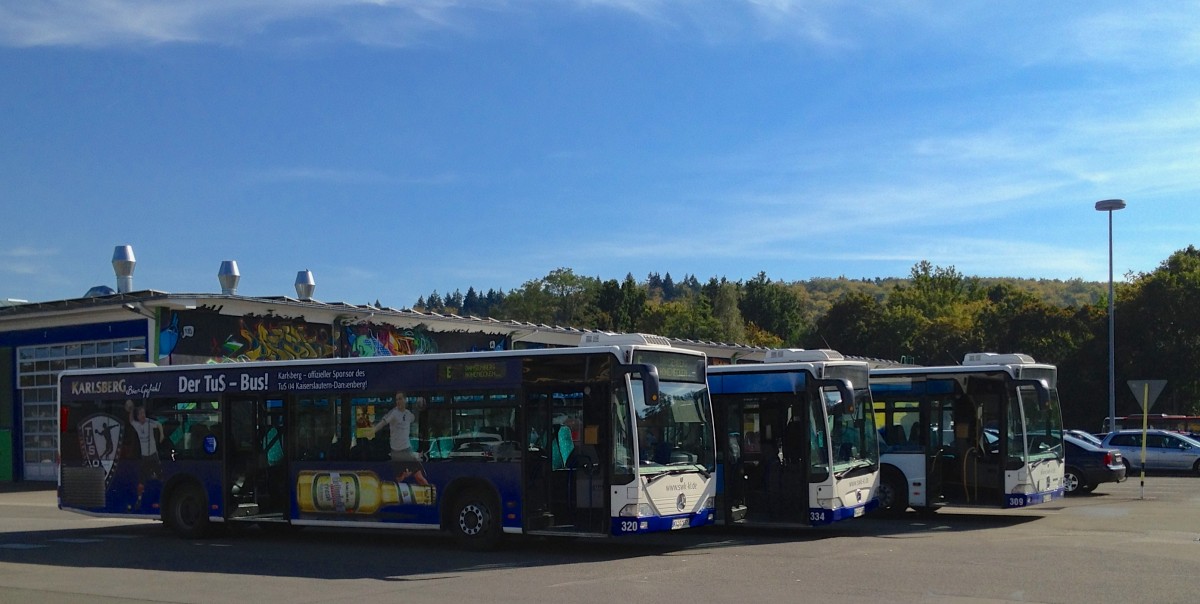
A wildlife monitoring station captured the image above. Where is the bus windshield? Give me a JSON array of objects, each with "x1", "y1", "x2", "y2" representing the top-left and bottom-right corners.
[
  {"x1": 825, "y1": 386, "x2": 878, "y2": 475},
  {"x1": 1018, "y1": 382, "x2": 1064, "y2": 462},
  {"x1": 634, "y1": 380, "x2": 714, "y2": 474},
  {"x1": 823, "y1": 365, "x2": 878, "y2": 476}
]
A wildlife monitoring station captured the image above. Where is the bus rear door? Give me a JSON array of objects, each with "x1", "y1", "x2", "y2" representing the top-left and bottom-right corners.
[{"x1": 225, "y1": 396, "x2": 290, "y2": 521}]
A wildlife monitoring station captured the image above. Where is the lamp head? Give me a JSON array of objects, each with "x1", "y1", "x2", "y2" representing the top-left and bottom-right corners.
[{"x1": 1095, "y1": 199, "x2": 1126, "y2": 212}]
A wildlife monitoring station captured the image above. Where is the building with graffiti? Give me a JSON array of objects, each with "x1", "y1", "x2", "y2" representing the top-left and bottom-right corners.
[{"x1": 0, "y1": 248, "x2": 763, "y2": 483}]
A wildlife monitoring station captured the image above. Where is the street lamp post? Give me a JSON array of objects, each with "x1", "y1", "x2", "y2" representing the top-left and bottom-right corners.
[{"x1": 1095, "y1": 199, "x2": 1126, "y2": 434}]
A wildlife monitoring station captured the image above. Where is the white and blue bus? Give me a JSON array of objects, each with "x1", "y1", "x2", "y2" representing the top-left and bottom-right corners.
[
  {"x1": 708, "y1": 349, "x2": 879, "y2": 527},
  {"x1": 870, "y1": 353, "x2": 1065, "y2": 514},
  {"x1": 57, "y1": 335, "x2": 716, "y2": 548}
]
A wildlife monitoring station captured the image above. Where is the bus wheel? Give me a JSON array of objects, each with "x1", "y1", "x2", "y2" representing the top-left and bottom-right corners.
[
  {"x1": 1193, "y1": 460, "x2": 1200, "y2": 476},
  {"x1": 452, "y1": 490, "x2": 501, "y2": 550},
  {"x1": 875, "y1": 469, "x2": 908, "y2": 516},
  {"x1": 165, "y1": 482, "x2": 210, "y2": 539}
]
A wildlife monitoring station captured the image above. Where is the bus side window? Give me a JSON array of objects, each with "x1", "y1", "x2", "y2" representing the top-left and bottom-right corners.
[{"x1": 424, "y1": 408, "x2": 452, "y2": 460}]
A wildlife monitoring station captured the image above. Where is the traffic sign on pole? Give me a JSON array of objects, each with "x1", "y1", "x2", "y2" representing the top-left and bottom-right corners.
[
  {"x1": 1127, "y1": 379, "x2": 1166, "y2": 500},
  {"x1": 1127, "y1": 380, "x2": 1167, "y2": 411}
]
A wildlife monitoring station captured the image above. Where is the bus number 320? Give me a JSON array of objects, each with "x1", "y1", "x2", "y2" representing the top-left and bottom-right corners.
[{"x1": 619, "y1": 521, "x2": 640, "y2": 533}]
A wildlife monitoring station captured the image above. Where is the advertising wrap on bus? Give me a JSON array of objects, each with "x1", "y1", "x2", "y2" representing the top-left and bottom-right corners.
[
  {"x1": 62, "y1": 360, "x2": 522, "y2": 404},
  {"x1": 58, "y1": 341, "x2": 717, "y2": 548}
]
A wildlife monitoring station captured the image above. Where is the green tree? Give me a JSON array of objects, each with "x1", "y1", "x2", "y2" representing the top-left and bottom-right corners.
[
  {"x1": 740, "y1": 272, "x2": 810, "y2": 346},
  {"x1": 884, "y1": 262, "x2": 986, "y2": 363},
  {"x1": 619, "y1": 273, "x2": 647, "y2": 332},
  {"x1": 497, "y1": 279, "x2": 555, "y2": 324},
  {"x1": 1119, "y1": 246, "x2": 1200, "y2": 416},
  {"x1": 703, "y1": 277, "x2": 746, "y2": 343},
  {"x1": 499, "y1": 268, "x2": 600, "y2": 326},
  {"x1": 461, "y1": 287, "x2": 481, "y2": 317},
  {"x1": 637, "y1": 295, "x2": 722, "y2": 342},
  {"x1": 595, "y1": 279, "x2": 623, "y2": 331},
  {"x1": 812, "y1": 291, "x2": 887, "y2": 356}
]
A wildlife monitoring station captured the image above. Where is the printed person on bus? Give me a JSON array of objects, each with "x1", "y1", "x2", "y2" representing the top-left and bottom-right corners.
[
  {"x1": 125, "y1": 399, "x2": 164, "y2": 510},
  {"x1": 372, "y1": 392, "x2": 429, "y2": 486}
]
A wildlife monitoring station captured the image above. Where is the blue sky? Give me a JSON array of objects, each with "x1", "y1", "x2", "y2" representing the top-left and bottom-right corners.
[{"x1": 2, "y1": 2, "x2": 1197, "y2": 308}]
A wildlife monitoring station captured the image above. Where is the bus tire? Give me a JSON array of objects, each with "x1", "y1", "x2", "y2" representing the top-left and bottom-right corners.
[
  {"x1": 1193, "y1": 459, "x2": 1200, "y2": 476},
  {"x1": 875, "y1": 467, "x2": 908, "y2": 516},
  {"x1": 165, "y1": 482, "x2": 210, "y2": 539},
  {"x1": 451, "y1": 490, "x2": 502, "y2": 550}
]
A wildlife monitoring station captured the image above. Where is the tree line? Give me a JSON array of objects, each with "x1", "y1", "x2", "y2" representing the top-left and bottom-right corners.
[{"x1": 409, "y1": 246, "x2": 1200, "y2": 430}]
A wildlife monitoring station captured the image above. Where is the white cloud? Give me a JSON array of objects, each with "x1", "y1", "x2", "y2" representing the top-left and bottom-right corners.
[
  {"x1": 0, "y1": 0, "x2": 478, "y2": 48},
  {"x1": 252, "y1": 166, "x2": 389, "y2": 184},
  {"x1": 2, "y1": 246, "x2": 58, "y2": 259},
  {"x1": 0, "y1": 0, "x2": 939, "y2": 50}
]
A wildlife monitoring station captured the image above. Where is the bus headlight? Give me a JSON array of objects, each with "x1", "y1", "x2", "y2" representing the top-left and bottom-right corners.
[
  {"x1": 703, "y1": 496, "x2": 716, "y2": 510},
  {"x1": 817, "y1": 497, "x2": 844, "y2": 510},
  {"x1": 619, "y1": 503, "x2": 655, "y2": 518}
]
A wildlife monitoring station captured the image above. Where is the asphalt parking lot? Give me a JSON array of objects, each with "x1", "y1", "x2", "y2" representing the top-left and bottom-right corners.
[{"x1": 1, "y1": 474, "x2": 1197, "y2": 604}]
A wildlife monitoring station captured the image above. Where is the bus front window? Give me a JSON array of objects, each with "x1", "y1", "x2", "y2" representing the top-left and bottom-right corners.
[
  {"x1": 633, "y1": 381, "x2": 715, "y2": 473},
  {"x1": 826, "y1": 386, "x2": 878, "y2": 474},
  {"x1": 1019, "y1": 385, "x2": 1063, "y2": 462}
]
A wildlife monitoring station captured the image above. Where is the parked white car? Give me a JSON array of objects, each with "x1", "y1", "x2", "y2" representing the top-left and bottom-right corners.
[{"x1": 1099, "y1": 429, "x2": 1200, "y2": 475}]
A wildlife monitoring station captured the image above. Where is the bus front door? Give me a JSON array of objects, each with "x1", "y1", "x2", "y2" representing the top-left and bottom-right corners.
[
  {"x1": 523, "y1": 386, "x2": 610, "y2": 536},
  {"x1": 226, "y1": 397, "x2": 290, "y2": 520},
  {"x1": 738, "y1": 400, "x2": 807, "y2": 523}
]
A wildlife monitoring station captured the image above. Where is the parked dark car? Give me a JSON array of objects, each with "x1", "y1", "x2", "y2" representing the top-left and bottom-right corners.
[
  {"x1": 1063, "y1": 433, "x2": 1126, "y2": 495},
  {"x1": 1065, "y1": 429, "x2": 1104, "y2": 446}
]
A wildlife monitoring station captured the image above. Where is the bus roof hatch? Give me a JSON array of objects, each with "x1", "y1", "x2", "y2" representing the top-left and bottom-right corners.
[
  {"x1": 764, "y1": 349, "x2": 845, "y2": 363},
  {"x1": 580, "y1": 333, "x2": 673, "y2": 348},
  {"x1": 962, "y1": 352, "x2": 1036, "y2": 366}
]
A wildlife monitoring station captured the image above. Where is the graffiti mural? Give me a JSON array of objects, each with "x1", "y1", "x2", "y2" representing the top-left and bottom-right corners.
[
  {"x1": 339, "y1": 322, "x2": 509, "y2": 358},
  {"x1": 341, "y1": 323, "x2": 438, "y2": 357},
  {"x1": 158, "y1": 309, "x2": 336, "y2": 365},
  {"x1": 156, "y1": 310, "x2": 511, "y2": 365}
]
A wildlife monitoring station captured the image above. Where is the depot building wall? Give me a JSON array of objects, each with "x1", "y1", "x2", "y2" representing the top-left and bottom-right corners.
[{"x1": 0, "y1": 306, "x2": 518, "y2": 483}]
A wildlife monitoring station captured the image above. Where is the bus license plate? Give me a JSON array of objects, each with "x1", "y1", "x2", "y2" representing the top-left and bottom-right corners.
[
  {"x1": 671, "y1": 517, "x2": 689, "y2": 530},
  {"x1": 854, "y1": 506, "x2": 865, "y2": 518}
]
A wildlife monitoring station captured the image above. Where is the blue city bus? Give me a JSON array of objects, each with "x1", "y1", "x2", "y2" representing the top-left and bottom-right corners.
[
  {"x1": 57, "y1": 335, "x2": 716, "y2": 548},
  {"x1": 708, "y1": 349, "x2": 879, "y2": 527}
]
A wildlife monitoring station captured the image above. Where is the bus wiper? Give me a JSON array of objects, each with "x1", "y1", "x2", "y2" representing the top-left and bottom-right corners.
[
  {"x1": 673, "y1": 462, "x2": 711, "y2": 479},
  {"x1": 833, "y1": 460, "x2": 872, "y2": 479},
  {"x1": 646, "y1": 464, "x2": 708, "y2": 485}
]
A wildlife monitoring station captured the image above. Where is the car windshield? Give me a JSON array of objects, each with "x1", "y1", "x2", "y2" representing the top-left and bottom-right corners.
[
  {"x1": 1176, "y1": 433, "x2": 1200, "y2": 448},
  {"x1": 1067, "y1": 430, "x2": 1103, "y2": 446},
  {"x1": 1064, "y1": 433, "x2": 1099, "y2": 450}
]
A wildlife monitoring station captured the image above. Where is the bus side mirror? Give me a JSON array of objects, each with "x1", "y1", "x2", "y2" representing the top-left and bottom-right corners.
[
  {"x1": 620, "y1": 364, "x2": 661, "y2": 405},
  {"x1": 813, "y1": 378, "x2": 855, "y2": 413},
  {"x1": 1014, "y1": 379, "x2": 1051, "y2": 407}
]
